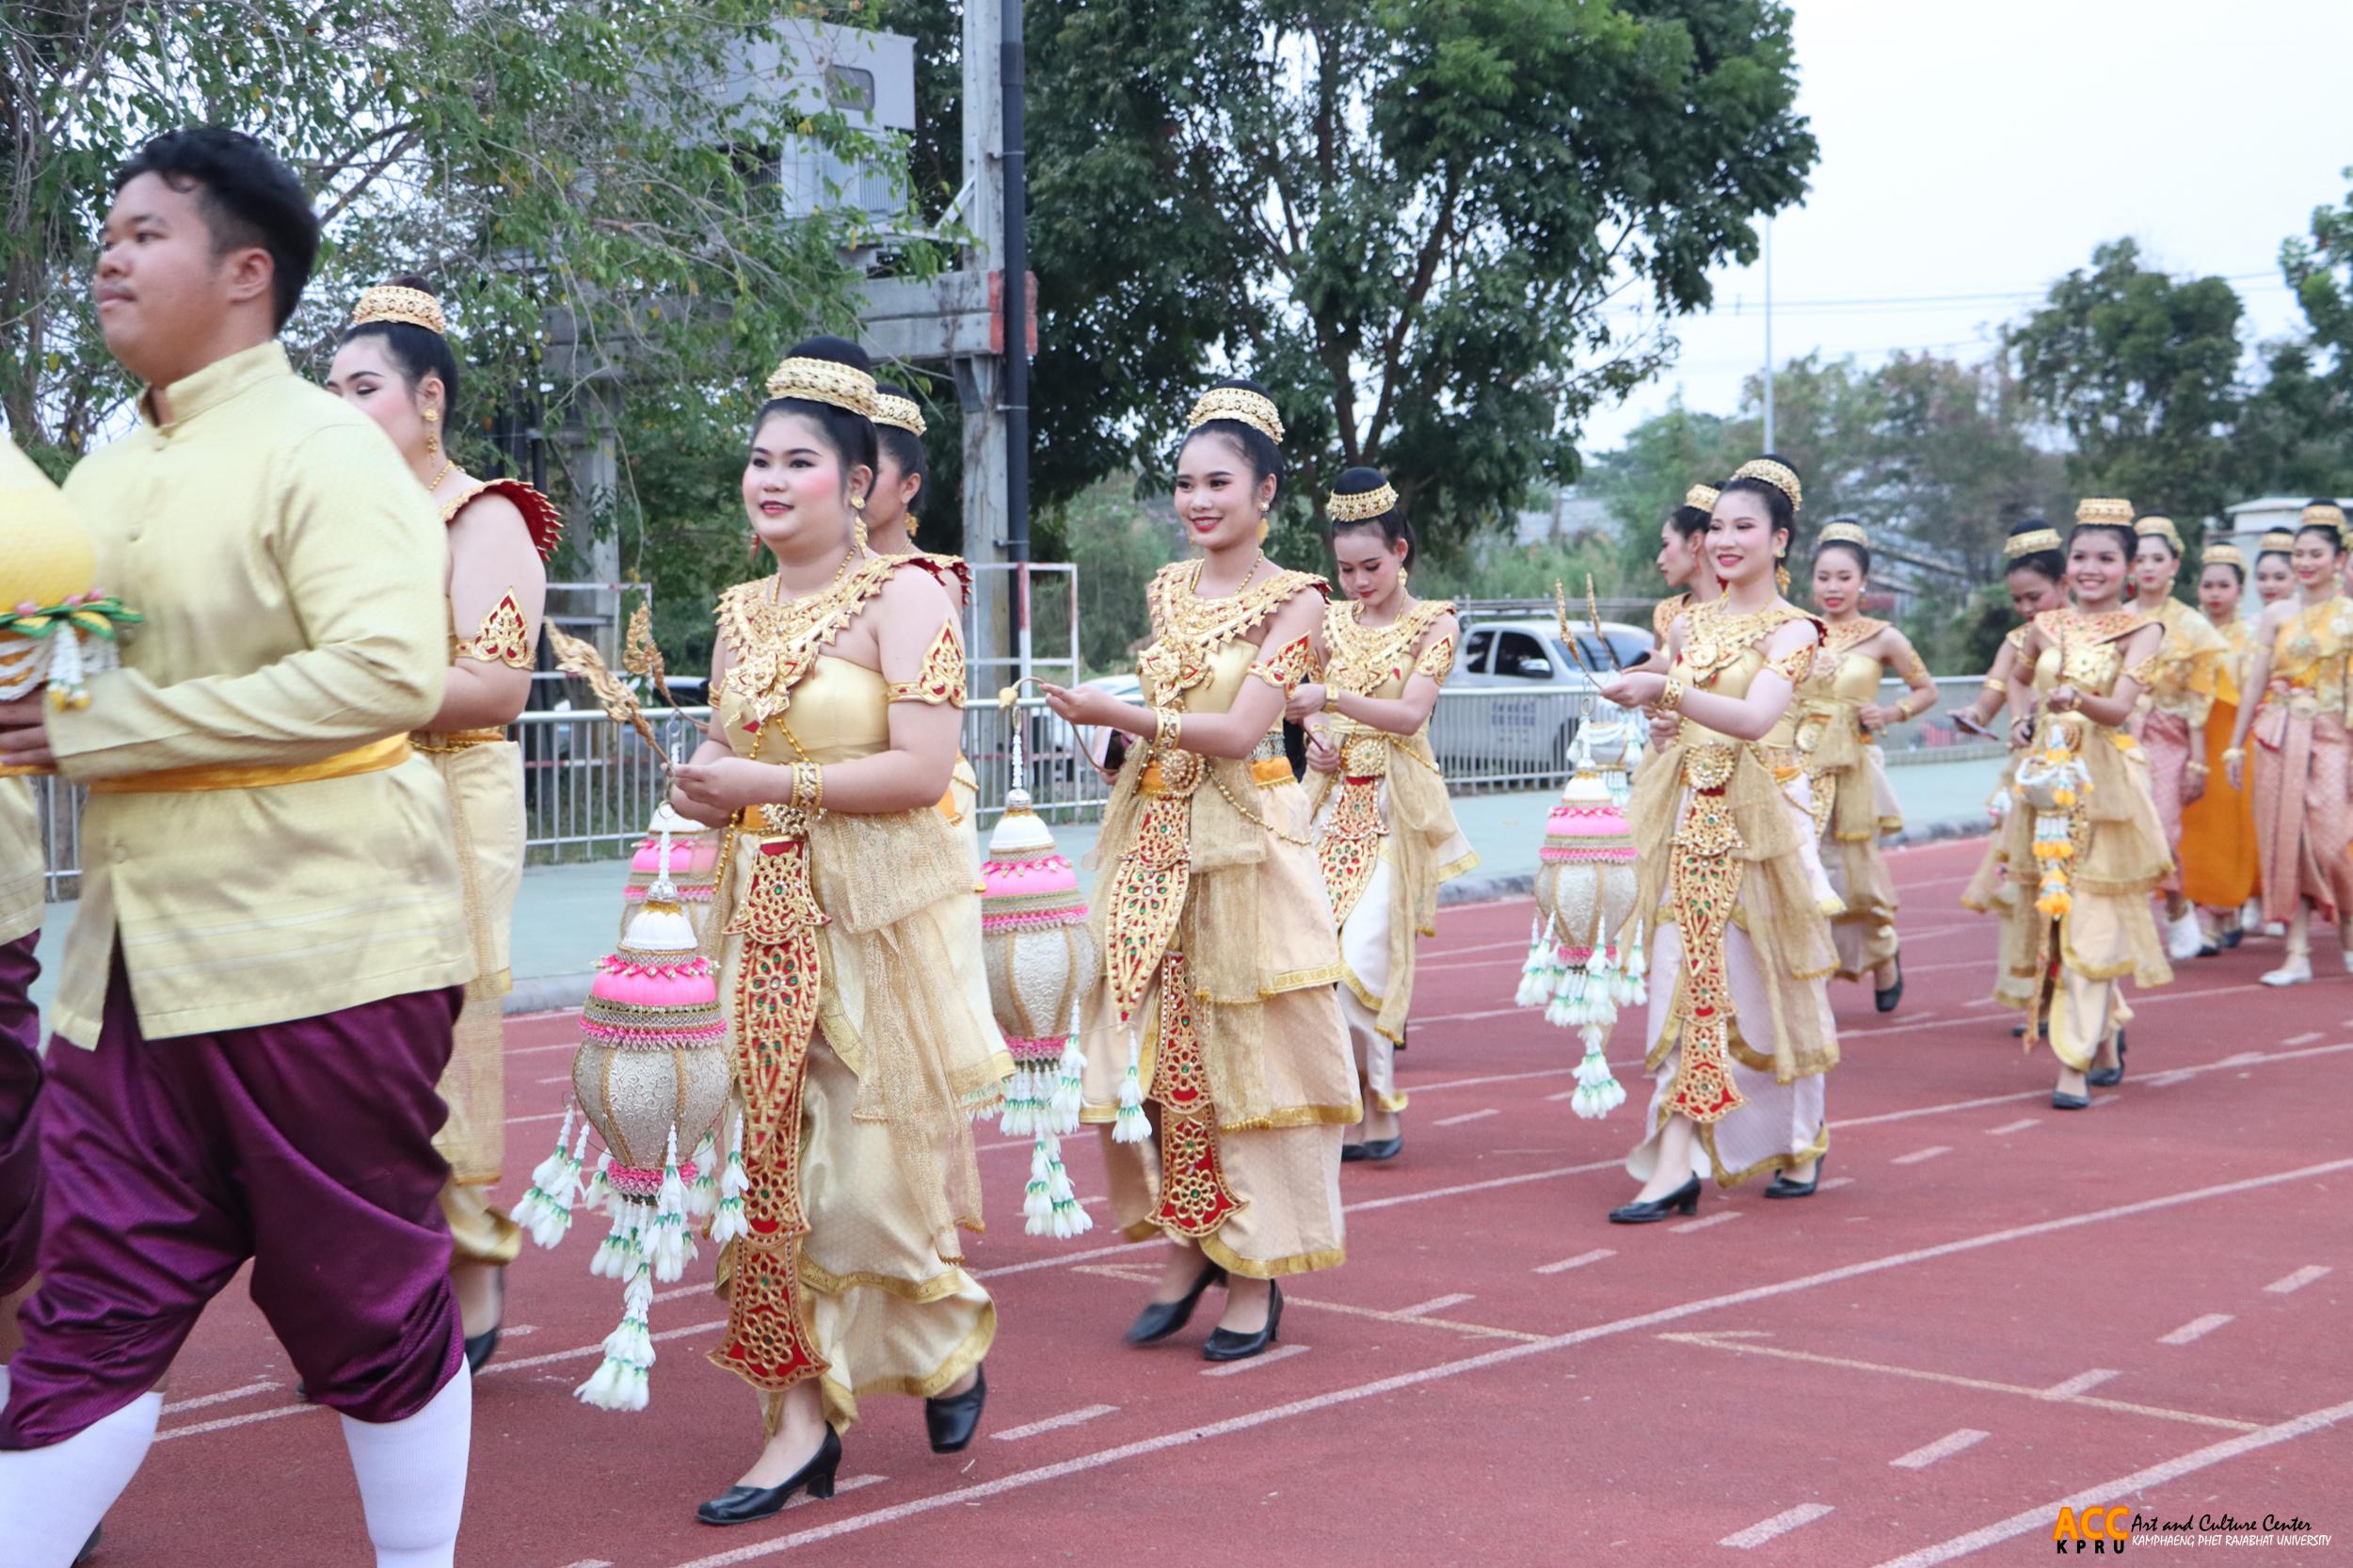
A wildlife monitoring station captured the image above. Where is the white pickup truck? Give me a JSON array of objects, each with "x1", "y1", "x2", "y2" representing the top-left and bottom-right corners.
[{"x1": 1433, "y1": 616, "x2": 1653, "y2": 776}]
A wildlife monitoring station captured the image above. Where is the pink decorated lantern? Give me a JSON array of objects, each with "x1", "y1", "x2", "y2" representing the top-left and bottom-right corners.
[
  {"x1": 617, "y1": 803, "x2": 722, "y2": 944},
  {"x1": 1518, "y1": 730, "x2": 1645, "y2": 1117}
]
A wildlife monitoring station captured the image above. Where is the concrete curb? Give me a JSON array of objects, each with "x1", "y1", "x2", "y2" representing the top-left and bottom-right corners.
[
  {"x1": 506, "y1": 972, "x2": 600, "y2": 1017},
  {"x1": 1434, "y1": 814, "x2": 1992, "y2": 910}
]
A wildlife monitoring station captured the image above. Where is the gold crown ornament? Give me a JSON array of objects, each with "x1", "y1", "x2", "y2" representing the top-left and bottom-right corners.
[
  {"x1": 872, "y1": 392, "x2": 926, "y2": 437},
  {"x1": 2201, "y1": 542, "x2": 2244, "y2": 568},
  {"x1": 2074, "y1": 497, "x2": 2135, "y2": 528},
  {"x1": 2301, "y1": 501, "x2": 2348, "y2": 547},
  {"x1": 2136, "y1": 515, "x2": 2184, "y2": 551},
  {"x1": 1817, "y1": 520, "x2": 1868, "y2": 550},
  {"x1": 1728, "y1": 458, "x2": 1801, "y2": 512},
  {"x1": 2005, "y1": 528, "x2": 2064, "y2": 560},
  {"x1": 2259, "y1": 529, "x2": 2296, "y2": 554},
  {"x1": 764, "y1": 356, "x2": 879, "y2": 419},
  {"x1": 1187, "y1": 386, "x2": 1285, "y2": 444},
  {"x1": 1684, "y1": 483, "x2": 1720, "y2": 512},
  {"x1": 1327, "y1": 480, "x2": 1399, "y2": 523},
  {"x1": 350, "y1": 283, "x2": 446, "y2": 335},
  {"x1": 0, "y1": 440, "x2": 143, "y2": 717}
]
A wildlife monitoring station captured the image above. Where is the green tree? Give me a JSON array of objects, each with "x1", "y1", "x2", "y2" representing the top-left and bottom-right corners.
[
  {"x1": 2006, "y1": 238, "x2": 2248, "y2": 529},
  {"x1": 1, "y1": 1, "x2": 903, "y2": 663},
  {"x1": 2238, "y1": 170, "x2": 2353, "y2": 497},
  {"x1": 876, "y1": 0, "x2": 1816, "y2": 565}
]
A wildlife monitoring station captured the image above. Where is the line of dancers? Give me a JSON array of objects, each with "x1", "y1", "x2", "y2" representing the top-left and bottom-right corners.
[{"x1": 0, "y1": 123, "x2": 2342, "y2": 1568}]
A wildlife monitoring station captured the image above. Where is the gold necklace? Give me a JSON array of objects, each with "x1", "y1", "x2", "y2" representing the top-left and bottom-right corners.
[{"x1": 424, "y1": 457, "x2": 454, "y2": 495}]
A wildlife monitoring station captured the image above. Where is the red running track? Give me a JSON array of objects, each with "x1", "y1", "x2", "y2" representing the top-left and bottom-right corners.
[{"x1": 80, "y1": 837, "x2": 2353, "y2": 1565}]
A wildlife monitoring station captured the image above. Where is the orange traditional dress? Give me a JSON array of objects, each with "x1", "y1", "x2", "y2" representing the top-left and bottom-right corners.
[
  {"x1": 1078, "y1": 561, "x2": 1356, "y2": 1277},
  {"x1": 705, "y1": 555, "x2": 1010, "y2": 1432},
  {"x1": 2249, "y1": 595, "x2": 2353, "y2": 927},
  {"x1": 1304, "y1": 598, "x2": 1478, "y2": 1117},
  {"x1": 1985, "y1": 609, "x2": 2172, "y2": 1069},
  {"x1": 1794, "y1": 616, "x2": 1910, "y2": 981},
  {"x1": 2179, "y1": 616, "x2": 2259, "y2": 912},
  {"x1": 2134, "y1": 597, "x2": 2227, "y2": 895},
  {"x1": 1624, "y1": 599, "x2": 1839, "y2": 1188},
  {"x1": 424, "y1": 477, "x2": 561, "y2": 1264}
]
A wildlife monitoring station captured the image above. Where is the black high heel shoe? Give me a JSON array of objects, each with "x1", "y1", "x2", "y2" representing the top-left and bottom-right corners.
[
  {"x1": 1875, "y1": 959, "x2": 1904, "y2": 1014},
  {"x1": 696, "y1": 1426, "x2": 842, "y2": 1527},
  {"x1": 924, "y1": 1364, "x2": 987, "y2": 1453},
  {"x1": 1340, "y1": 1142, "x2": 1369, "y2": 1163},
  {"x1": 1201, "y1": 1280, "x2": 1282, "y2": 1362},
  {"x1": 1763, "y1": 1157, "x2": 1823, "y2": 1199},
  {"x1": 1360, "y1": 1132, "x2": 1403, "y2": 1161},
  {"x1": 2086, "y1": 1031, "x2": 2127, "y2": 1088},
  {"x1": 1125, "y1": 1259, "x2": 1226, "y2": 1345},
  {"x1": 1608, "y1": 1176, "x2": 1701, "y2": 1224},
  {"x1": 461, "y1": 1264, "x2": 506, "y2": 1374}
]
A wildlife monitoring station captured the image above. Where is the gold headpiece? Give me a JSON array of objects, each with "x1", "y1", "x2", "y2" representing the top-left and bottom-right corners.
[
  {"x1": 872, "y1": 392, "x2": 926, "y2": 438},
  {"x1": 1684, "y1": 483, "x2": 1720, "y2": 512},
  {"x1": 1188, "y1": 386, "x2": 1285, "y2": 444},
  {"x1": 2135, "y1": 515, "x2": 2183, "y2": 551},
  {"x1": 1728, "y1": 458, "x2": 1801, "y2": 513},
  {"x1": 2259, "y1": 529, "x2": 2297, "y2": 554},
  {"x1": 2004, "y1": 528, "x2": 2064, "y2": 560},
  {"x1": 2201, "y1": 542, "x2": 2244, "y2": 568},
  {"x1": 1327, "y1": 481, "x2": 1399, "y2": 524},
  {"x1": 2302, "y1": 501, "x2": 2347, "y2": 532},
  {"x1": 764, "y1": 356, "x2": 879, "y2": 419},
  {"x1": 350, "y1": 283, "x2": 445, "y2": 336},
  {"x1": 2073, "y1": 497, "x2": 2134, "y2": 528},
  {"x1": 1817, "y1": 520, "x2": 1868, "y2": 550}
]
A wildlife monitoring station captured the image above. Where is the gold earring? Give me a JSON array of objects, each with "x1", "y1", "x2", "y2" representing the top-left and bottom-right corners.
[
  {"x1": 1257, "y1": 517, "x2": 1271, "y2": 545},
  {"x1": 850, "y1": 495, "x2": 869, "y2": 555},
  {"x1": 1399, "y1": 567, "x2": 1412, "y2": 593},
  {"x1": 747, "y1": 529, "x2": 763, "y2": 563},
  {"x1": 424, "y1": 407, "x2": 440, "y2": 458}
]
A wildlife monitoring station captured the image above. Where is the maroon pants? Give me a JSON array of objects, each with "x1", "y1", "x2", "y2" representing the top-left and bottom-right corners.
[
  {"x1": 0, "y1": 961, "x2": 466, "y2": 1448},
  {"x1": 0, "y1": 931, "x2": 42, "y2": 1296}
]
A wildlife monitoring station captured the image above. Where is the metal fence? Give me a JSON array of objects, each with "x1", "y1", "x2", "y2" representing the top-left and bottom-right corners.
[{"x1": 24, "y1": 676, "x2": 2003, "y2": 900}]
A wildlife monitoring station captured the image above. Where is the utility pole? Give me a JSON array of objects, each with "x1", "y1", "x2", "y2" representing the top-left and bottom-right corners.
[
  {"x1": 1761, "y1": 218, "x2": 1775, "y2": 453},
  {"x1": 955, "y1": 0, "x2": 1008, "y2": 670},
  {"x1": 1000, "y1": 0, "x2": 1031, "y2": 683}
]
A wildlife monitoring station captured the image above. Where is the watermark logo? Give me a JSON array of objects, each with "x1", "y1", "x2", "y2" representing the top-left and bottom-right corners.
[{"x1": 2055, "y1": 1507, "x2": 2133, "y2": 1555}]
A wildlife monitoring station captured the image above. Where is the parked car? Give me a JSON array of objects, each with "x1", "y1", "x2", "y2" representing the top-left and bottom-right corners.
[{"x1": 1433, "y1": 616, "x2": 1653, "y2": 776}]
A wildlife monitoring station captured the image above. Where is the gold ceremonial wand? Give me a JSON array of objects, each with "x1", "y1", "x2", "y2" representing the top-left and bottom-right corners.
[
  {"x1": 1553, "y1": 581, "x2": 1602, "y2": 681},
  {"x1": 547, "y1": 623, "x2": 679, "y2": 780},
  {"x1": 1586, "y1": 574, "x2": 1625, "y2": 672}
]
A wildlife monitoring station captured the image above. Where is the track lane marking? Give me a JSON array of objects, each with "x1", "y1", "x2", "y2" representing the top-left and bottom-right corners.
[
  {"x1": 2265, "y1": 1265, "x2": 2330, "y2": 1294},
  {"x1": 991, "y1": 1405, "x2": 1118, "y2": 1442},
  {"x1": 1533, "y1": 1249, "x2": 1614, "y2": 1275},
  {"x1": 2040, "y1": 1368, "x2": 2120, "y2": 1399},
  {"x1": 1200, "y1": 1344, "x2": 1309, "y2": 1377},
  {"x1": 1889, "y1": 1430, "x2": 1991, "y2": 1470},
  {"x1": 1721, "y1": 1502, "x2": 1833, "y2": 1548},
  {"x1": 1892, "y1": 1146, "x2": 1952, "y2": 1165},
  {"x1": 2158, "y1": 1312, "x2": 2234, "y2": 1346}
]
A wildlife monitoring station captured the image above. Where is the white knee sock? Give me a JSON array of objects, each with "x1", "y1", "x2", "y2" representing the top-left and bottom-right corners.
[
  {"x1": 0, "y1": 1388, "x2": 160, "y2": 1568},
  {"x1": 339, "y1": 1369, "x2": 473, "y2": 1568}
]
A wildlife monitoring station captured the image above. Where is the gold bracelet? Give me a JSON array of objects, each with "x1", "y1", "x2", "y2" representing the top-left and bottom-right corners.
[
  {"x1": 1154, "y1": 708, "x2": 1182, "y2": 752},
  {"x1": 791, "y1": 760, "x2": 823, "y2": 812},
  {"x1": 1657, "y1": 677, "x2": 1686, "y2": 716},
  {"x1": 1981, "y1": 676, "x2": 2006, "y2": 694}
]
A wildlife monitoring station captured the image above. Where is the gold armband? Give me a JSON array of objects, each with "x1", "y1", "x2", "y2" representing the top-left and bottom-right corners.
[
  {"x1": 1154, "y1": 708, "x2": 1182, "y2": 752},
  {"x1": 1981, "y1": 676, "x2": 2007, "y2": 694},
  {"x1": 791, "y1": 761, "x2": 824, "y2": 813},
  {"x1": 1657, "y1": 677, "x2": 1687, "y2": 716}
]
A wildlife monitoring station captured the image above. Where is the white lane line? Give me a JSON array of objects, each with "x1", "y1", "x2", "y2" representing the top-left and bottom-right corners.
[
  {"x1": 1984, "y1": 1118, "x2": 2040, "y2": 1135},
  {"x1": 2040, "y1": 1368, "x2": 2120, "y2": 1400},
  {"x1": 1200, "y1": 1344, "x2": 1310, "y2": 1377},
  {"x1": 536, "y1": 1072, "x2": 573, "y2": 1085},
  {"x1": 991, "y1": 1405, "x2": 1118, "y2": 1442},
  {"x1": 1869, "y1": 1396, "x2": 2353, "y2": 1568},
  {"x1": 2265, "y1": 1265, "x2": 2331, "y2": 1294},
  {"x1": 2158, "y1": 1313, "x2": 2234, "y2": 1346},
  {"x1": 1891, "y1": 1146, "x2": 1952, "y2": 1165},
  {"x1": 1817, "y1": 1176, "x2": 1857, "y2": 1192},
  {"x1": 1721, "y1": 1503, "x2": 1834, "y2": 1548},
  {"x1": 507, "y1": 1110, "x2": 568, "y2": 1127},
  {"x1": 1673, "y1": 1211, "x2": 1740, "y2": 1234},
  {"x1": 1533, "y1": 1248, "x2": 1615, "y2": 1275},
  {"x1": 2281, "y1": 1031, "x2": 2323, "y2": 1046},
  {"x1": 1432, "y1": 1108, "x2": 1498, "y2": 1128},
  {"x1": 652, "y1": 1158, "x2": 2353, "y2": 1568},
  {"x1": 556, "y1": 1560, "x2": 616, "y2": 1568},
  {"x1": 1889, "y1": 1429, "x2": 1990, "y2": 1470},
  {"x1": 160, "y1": 1381, "x2": 279, "y2": 1416},
  {"x1": 1396, "y1": 1293, "x2": 1476, "y2": 1318}
]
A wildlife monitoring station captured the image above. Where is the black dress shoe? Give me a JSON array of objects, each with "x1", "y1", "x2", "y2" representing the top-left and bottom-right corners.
[
  {"x1": 1359, "y1": 1134, "x2": 1403, "y2": 1162},
  {"x1": 1201, "y1": 1281, "x2": 1283, "y2": 1362},
  {"x1": 1341, "y1": 1142, "x2": 1369, "y2": 1163},
  {"x1": 2223, "y1": 927, "x2": 2244, "y2": 950},
  {"x1": 464, "y1": 1325, "x2": 501, "y2": 1374},
  {"x1": 1125, "y1": 1260, "x2": 1226, "y2": 1345},
  {"x1": 924, "y1": 1365, "x2": 987, "y2": 1453},
  {"x1": 696, "y1": 1427, "x2": 842, "y2": 1526},
  {"x1": 1763, "y1": 1158, "x2": 1824, "y2": 1199},
  {"x1": 2086, "y1": 1032, "x2": 2127, "y2": 1088},
  {"x1": 75, "y1": 1525, "x2": 100, "y2": 1565},
  {"x1": 2051, "y1": 1090, "x2": 2090, "y2": 1111},
  {"x1": 1875, "y1": 960, "x2": 1904, "y2": 1014},
  {"x1": 1608, "y1": 1176, "x2": 1702, "y2": 1224}
]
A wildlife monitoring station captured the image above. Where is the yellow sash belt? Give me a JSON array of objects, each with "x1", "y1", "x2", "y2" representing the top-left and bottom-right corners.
[
  {"x1": 89, "y1": 735, "x2": 414, "y2": 794},
  {"x1": 410, "y1": 727, "x2": 506, "y2": 754},
  {"x1": 1141, "y1": 754, "x2": 1292, "y2": 794}
]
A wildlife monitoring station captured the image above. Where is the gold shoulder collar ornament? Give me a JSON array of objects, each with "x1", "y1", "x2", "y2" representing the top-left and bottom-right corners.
[{"x1": 715, "y1": 553, "x2": 902, "y2": 725}]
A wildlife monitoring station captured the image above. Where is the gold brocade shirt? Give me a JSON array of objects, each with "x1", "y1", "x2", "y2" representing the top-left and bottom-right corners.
[
  {"x1": 0, "y1": 779, "x2": 41, "y2": 947},
  {"x1": 2266, "y1": 596, "x2": 2353, "y2": 717},
  {"x1": 47, "y1": 342, "x2": 471, "y2": 1045},
  {"x1": 2136, "y1": 597, "x2": 2224, "y2": 729}
]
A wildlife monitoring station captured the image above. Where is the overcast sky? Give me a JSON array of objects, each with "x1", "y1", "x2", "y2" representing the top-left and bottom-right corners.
[{"x1": 1577, "y1": 0, "x2": 2353, "y2": 456}]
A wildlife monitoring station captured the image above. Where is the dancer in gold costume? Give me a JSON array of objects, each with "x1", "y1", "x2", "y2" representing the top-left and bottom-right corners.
[
  {"x1": 2178, "y1": 542, "x2": 2259, "y2": 947},
  {"x1": 1646, "y1": 484, "x2": 1721, "y2": 655},
  {"x1": 1044, "y1": 378, "x2": 1354, "y2": 1361},
  {"x1": 328, "y1": 278, "x2": 559, "y2": 1368},
  {"x1": 1597, "y1": 456, "x2": 1839, "y2": 1222},
  {"x1": 1287, "y1": 468, "x2": 1477, "y2": 1162},
  {"x1": 2226, "y1": 504, "x2": 2353, "y2": 986},
  {"x1": 667, "y1": 338, "x2": 1006, "y2": 1525},
  {"x1": 2126, "y1": 516, "x2": 2228, "y2": 963},
  {"x1": 1997, "y1": 502, "x2": 2170, "y2": 1106},
  {"x1": 1799, "y1": 519, "x2": 1935, "y2": 1010}
]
